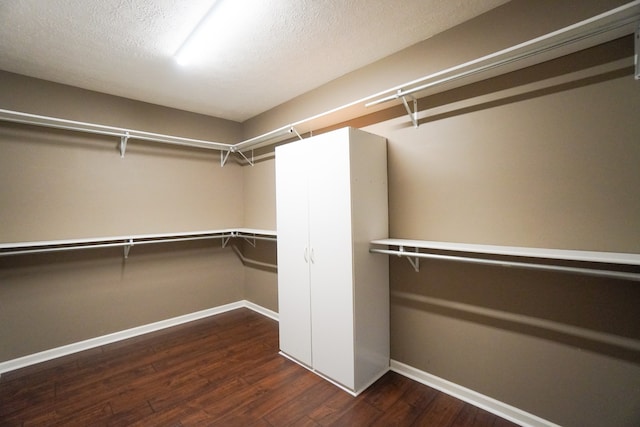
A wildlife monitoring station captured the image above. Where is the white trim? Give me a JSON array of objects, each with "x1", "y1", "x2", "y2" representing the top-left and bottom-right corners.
[
  {"x1": 244, "y1": 300, "x2": 279, "y2": 321},
  {"x1": 390, "y1": 360, "x2": 561, "y2": 427},
  {"x1": 353, "y1": 366, "x2": 390, "y2": 396},
  {"x1": 0, "y1": 300, "x2": 273, "y2": 375}
]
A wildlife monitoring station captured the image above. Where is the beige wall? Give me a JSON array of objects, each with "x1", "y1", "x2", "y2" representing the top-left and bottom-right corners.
[
  {"x1": 0, "y1": 124, "x2": 243, "y2": 241},
  {"x1": 0, "y1": 244, "x2": 244, "y2": 361},
  {"x1": 0, "y1": 70, "x2": 240, "y2": 144},
  {"x1": 0, "y1": 70, "x2": 245, "y2": 241},
  {"x1": 366, "y1": 60, "x2": 640, "y2": 252},
  {"x1": 241, "y1": 158, "x2": 278, "y2": 312},
  {"x1": 0, "y1": 72, "x2": 247, "y2": 361},
  {"x1": 242, "y1": 158, "x2": 276, "y2": 230}
]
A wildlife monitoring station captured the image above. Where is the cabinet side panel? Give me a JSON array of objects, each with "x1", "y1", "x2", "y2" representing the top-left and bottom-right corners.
[
  {"x1": 275, "y1": 142, "x2": 312, "y2": 367},
  {"x1": 349, "y1": 128, "x2": 390, "y2": 392},
  {"x1": 308, "y1": 129, "x2": 356, "y2": 389}
]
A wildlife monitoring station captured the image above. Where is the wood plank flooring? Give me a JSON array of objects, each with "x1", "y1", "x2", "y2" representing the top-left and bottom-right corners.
[{"x1": 0, "y1": 308, "x2": 519, "y2": 426}]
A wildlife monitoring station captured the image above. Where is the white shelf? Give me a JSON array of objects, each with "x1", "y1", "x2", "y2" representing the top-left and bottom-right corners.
[
  {"x1": 234, "y1": 228, "x2": 277, "y2": 237},
  {"x1": 371, "y1": 239, "x2": 640, "y2": 266},
  {"x1": 0, "y1": 109, "x2": 230, "y2": 152},
  {"x1": 366, "y1": 1, "x2": 640, "y2": 108},
  {"x1": 0, "y1": 228, "x2": 277, "y2": 257},
  {"x1": 370, "y1": 239, "x2": 640, "y2": 281}
]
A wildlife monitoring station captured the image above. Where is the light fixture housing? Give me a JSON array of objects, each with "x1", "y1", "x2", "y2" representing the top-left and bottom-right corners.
[{"x1": 173, "y1": 1, "x2": 221, "y2": 66}]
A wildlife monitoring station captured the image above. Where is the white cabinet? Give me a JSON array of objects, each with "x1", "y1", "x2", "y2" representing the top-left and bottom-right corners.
[{"x1": 275, "y1": 127, "x2": 389, "y2": 395}]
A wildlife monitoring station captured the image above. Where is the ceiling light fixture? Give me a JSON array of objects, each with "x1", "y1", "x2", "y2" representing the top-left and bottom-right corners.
[{"x1": 173, "y1": 1, "x2": 221, "y2": 66}]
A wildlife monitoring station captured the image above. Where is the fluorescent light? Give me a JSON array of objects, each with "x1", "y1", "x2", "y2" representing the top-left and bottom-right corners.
[{"x1": 173, "y1": 1, "x2": 221, "y2": 66}]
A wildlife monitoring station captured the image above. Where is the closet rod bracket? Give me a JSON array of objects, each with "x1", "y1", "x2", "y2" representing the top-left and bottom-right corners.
[
  {"x1": 400, "y1": 93, "x2": 419, "y2": 128},
  {"x1": 222, "y1": 146, "x2": 256, "y2": 167},
  {"x1": 237, "y1": 149, "x2": 254, "y2": 166},
  {"x1": 399, "y1": 245, "x2": 420, "y2": 272},
  {"x1": 635, "y1": 23, "x2": 639, "y2": 80},
  {"x1": 120, "y1": 132, "x2": 129, "y2": 158},
  {"x1": 291, "y1": 126, "x2": 303, "y2": 141},
  {"x1": 220, "y1": 148, "x2": 233, "y2": 167},
  {"x1": 242, "y1": 234, "x2": 257, "y2": 247},
  {"x1": 222, "y1": 230, "x2": 243, "y2": 248},
  {"x1": 123, "y1": 238, "x2": 133, "y2": 258}
]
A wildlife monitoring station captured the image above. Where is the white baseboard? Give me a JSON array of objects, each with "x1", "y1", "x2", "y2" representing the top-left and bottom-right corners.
[
  {"x1": 0, "y1": 300, "x2": 274, "y2": 376},
  {"x1": 390, "y1": 360, "x2": 560, "y2": 427},
  {"x1": 244, "y1": 300, "x2": 279, "y2": 321}
]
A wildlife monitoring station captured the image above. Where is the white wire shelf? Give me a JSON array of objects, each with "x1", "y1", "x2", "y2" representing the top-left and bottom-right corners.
[
  {"x1": 0, "y1": 228, "x2": 277, "y2": 258},
  {"x1": 238, "y1": 1, "x2": 640, "y2": 148},
  {"x1": 370, "y1": 239, "x2": 640, "y2": 281},
  {"x1": 0, "y1": 109, "x2": 230, "y2": 152},
  {"x1": 365, "y1": 1, "x2": 640, "y2": 109}
]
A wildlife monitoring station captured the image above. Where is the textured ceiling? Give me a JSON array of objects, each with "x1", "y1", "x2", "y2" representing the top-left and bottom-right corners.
[{"x1": 0, "y1": 0, "x2": 509, "y2": 122}]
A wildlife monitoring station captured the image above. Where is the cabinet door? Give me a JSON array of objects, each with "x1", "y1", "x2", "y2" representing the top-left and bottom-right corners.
[
  {"x1": 308, "y1": 132, "x2": 355, "y2": 389},
  {"x1": 275, "y1": 141, "x2": 312, "y2": 366}
]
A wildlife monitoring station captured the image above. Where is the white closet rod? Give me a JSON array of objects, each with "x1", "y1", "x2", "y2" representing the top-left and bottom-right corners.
[
  {"x1": 370, "y1": 248, "x2": 640, "y2": 281},
  {"x1": 4, "y1": 241, "x2": 138, "y2": 256},
  {"x1": 230, "y1": 245, "x2": 278, "y2": 270},
  {"x1": 233, "y1": 125, "x2": 298, "y2": 151}
]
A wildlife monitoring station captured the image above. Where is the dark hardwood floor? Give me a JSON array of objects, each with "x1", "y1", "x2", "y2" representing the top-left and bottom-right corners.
[{"x1": 0, "y1": 308, "x2": 519, "y2": 426}]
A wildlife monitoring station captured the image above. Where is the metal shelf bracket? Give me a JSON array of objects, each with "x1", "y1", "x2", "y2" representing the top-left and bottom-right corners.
[
  {"x1": 120, "y1": 132, "x2": 129, "y2": 158},
  {"x1": 123, "y1": 238, "x2": 133, "y2": 258},
  {"x1": 400, "y1": 93, "x2": 419, "y2": 128},
  {"x1": 291, "y1": 126, "x2": 304, "y2": 141},
  {"x1": 237, "y1": 149, "x2": 254, "y2": 167},
  {"x1": 242, "y1": 234, "x2": 257, "y2": 247},
  {"x1": 222, "y1": 231, "x2": 239, "y2": 248},
  {"x1": 220, "y1": 148, "x2": 233, "y2": 167},
  {"x1": 399, "y1": 245, "x2": 420, "y2": 272},
  {"x1": 221, "y1": 146, "x2": 256, "y2": 167},
  {"x1": 635, "y1": 24, "x2": 639, "y2": 80}
]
